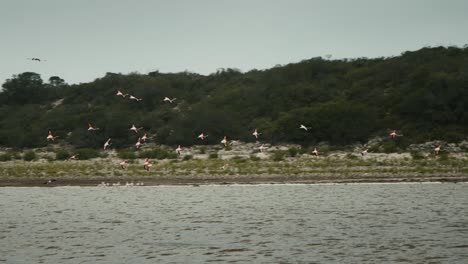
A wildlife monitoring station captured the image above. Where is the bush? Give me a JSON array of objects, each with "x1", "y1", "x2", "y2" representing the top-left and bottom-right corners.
[
  {"x1": 209, "y1": 152, "x2": 218, "y2": 159},
  {"x1": 23, "y1": 151, "x2": 36, "y2": 161},
  {"x1": 0, "y1": 153, "x2": 12, "y2": 162},
  {"x1": 139, "y1": 147, "x2": 177, "y2": 160},
  {"x1": 410, "y1": 151, "x2": 425, "y2": 160},
  {"x1": 288, "y1": 148, "x2": 299, "y2": 157},
  {"x1": 249, "y1": 154, "x2": 260, "y2": 161},
  {"x1": 382, "y1": 141, "x2": 398, "y2": 153},
  {"x1": 182, "y1": 155, "x2": 193, "y2": 161},
  {"x1": 75, "y1": 148, "x2": 100, "y2": 160},
  {"x1": 55, "y1": 149, "x2": 70, "y2": 160},
  {"x1": 117, "y1": 150, "x2": 137, "y2": 160},
  {"x1": 199, "y1": 147, "x2": 206, "y2": 154},
  {"x1": 272, "y1": 150, "x2": 286, "y2": 161}
]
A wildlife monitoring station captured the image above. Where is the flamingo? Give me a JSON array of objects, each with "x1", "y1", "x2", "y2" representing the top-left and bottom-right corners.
[
  {"x1": 130, "y1": 124, "x2": 143, "y2": 133},
  {"x1": 434, "y1": 145, "x2": 441, "y2": 155},
  {"x1": 103, "y1": 138, "x2": 111, "y2": 150},
  {"x1": 389, "y1": 130, "x2": 402, "y2": 138},
  {"x1": 67, "y1": 154, "x2": 79, "y2": 161},
  {"x1": 116, "y1": 90, "x2": 128, "y2": 98},
  {"x1": 141, "y1": 133, "x2": 148, "y2": 142},
  {"x1": 198, "y1": 133, "x2": 208, "y2": 140},
  {"x1": 221, "y1": 136, "x2": 228, "y2": 147},
  {"x1": 361, "y1": 149, "x2": 369, "y2": 156},
  {"x1": 145, "y1": 161, "x2": 156, "y2": 171},
  {"x1": 163, "y1": 97, "x2": 176, "y2": 103},
  {"x1": 176, "y1": 145, "x2": 182, "y2": 156},
  {"x1": 128, "y1": 95, "x2": 142, "y2": 101},
  {"x1": 46, "y1": 131, "x2": 59, "y2": 141},
  {"x1": 312, "y1": 148, "x2": 319, "y2": 156},
  {"x1": 252, "y1": 129, "x2": 261, "y2": 139},
  {"x1": 143, "y1": 158, "x2": 150, "y2": 170},
  {"x1": 120, "y1": 160, "x2": 127, "y2": 169},
  {"x1": 135, "y1": 137, "x2": 141, "y2": 150},
  {"x1": 258, "y1": 144, "x2": 267, "y2": 152},
  {"x1": 299, "y1": 124, "x2": 309, "y2": 131},
  {"x1": 43, "y1": 179, "x2": 56, "y2": 184},
  {"x1": 88, "y1": 123, "x2": 100, "y2": 131}
]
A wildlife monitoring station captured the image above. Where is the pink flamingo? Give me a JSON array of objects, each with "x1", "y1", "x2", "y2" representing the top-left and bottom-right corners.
[
  {"x1": 130, "y1": 124, "x2": 143, "y2": 133},
  {"x1": 116, "y1": 90, "x2": 128, "y2": 98},
  {"x1": 434, "y1": 145, "x2": 441, "y2": 155},
  {"x1": 163, "y1": 97, "x2": 176, "y2": 103},
  {"x1": 312, "y1": 148, "x2": 319, "y2": 156},
  {"x1": 46, "y1": 131, "x2": 59, "y2": 141},
  {"x1": 221, "y1": 136, "x2": 228, "y2": 147},
  {"x1": 103, "y1": 138, "x2": 111, "y2": 150},
  {"x1": 141, "y1": 133, "x2": 148, "y2": 142},
  {"x1": 128, "y1": 95, "x2": 142, "y2": 101},
  {"x1": 252, "y1": 129, "x2": 261, "y2": 139},
  {"x1": 120, "y1": 160, "x2": 127, "y2": 169},
  {"x1": 198, "y1": 133, "x2": 208, "y2": 140},
  {"x1": 135, "y1": 137, "x2": 142, "y2": 150},
  {"x1": 67, "y1": 154, "x2": 79, "y2": 161},
  {"x1": 88, "y1": 123, "x2": 100, "y2": 131},
  {"x1": 176, "y1": 145, "x2": 182, "y2": 156}
]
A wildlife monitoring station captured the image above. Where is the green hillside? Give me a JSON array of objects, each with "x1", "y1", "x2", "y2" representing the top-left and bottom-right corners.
[{"x1": 1, "y1": 46, "x2": 467, "y2": 149}]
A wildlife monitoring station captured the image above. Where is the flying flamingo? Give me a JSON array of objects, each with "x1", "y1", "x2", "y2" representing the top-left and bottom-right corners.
[
  {"x1": 389, "y1": 130, "x2": 403, "y2": 138},
  {"x1": 116, "y1": 90, "x2": 128, "y2": 98},
  {"x1": 88, "y1": 123, "x2": 100, "y2": 131},
  {"x1": 252, "y1": 129, "x2": 261, "y2": 139},
  {"x1": 46, "y1": 131, "x2": 59, "y2": 141},
  {"x1": 120, "y1": 160, "x2": 127, "y2": 169},
  {"x1": 135, "y1": 137, "x2": 142, "y2": 150},
  {"x1": 130, "y1": 124, "x2": 143, "y2": 133},
  {"x1": 176, "y1": 145, "x2": 182, "y2": 156},
  {"x1": 143, "y1": 158, "x2": 150, "y2": 170},
  {"x1": 258, "y1": 144, "x2": 267, "y2": 152},
  {"x1": 299, "y1": 124, "x2": 309, "y2": 131},
  {"x1": 221, "y1": 136, "x2": 228, "y2": 147},
  {"x1": 145, "y1": 161, "x2": 156, "y2": 171},
  {"x1": 434, "y1": 145, "x2": 441, "y2": 155},
  {"x1": 67, "y1": 154, "x2": 79, "y2": 161},
  {"x1": 312, "y1": 148, "x2": 319, "y2": 156},
  {"x1": 103, "y1": 138, "x2": 111, "y2": 150},
  {"x1": 361, "y1": 149, "x2": 369, "y2": 156},
  {"x1": 128, "y1": 95, "x2": 142, "y2": 101},
  {"x1": 163, "y1": 97, "x2": 176, "y2": 103},
  {"x1": 141, "y1": 133, "x2": 148, "y2": 142},
  {"x1": 198, "y1": 133, "x2": 208, "y2": 140}
]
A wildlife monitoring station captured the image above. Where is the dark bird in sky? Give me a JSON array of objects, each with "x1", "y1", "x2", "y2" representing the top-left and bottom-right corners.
[{"x1": 28, "y1": 58, "x2": 45, "y2": 62}]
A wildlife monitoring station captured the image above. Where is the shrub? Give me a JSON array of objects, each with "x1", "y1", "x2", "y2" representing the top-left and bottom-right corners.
[
  {"x1": 55, "y1": 149, "x2": 70, "y2": 160},
  {"x1": 140, "y1": 147, "x2": 177, "y2": 160},
  {"x1": 288, "y1": 148, "x2": 299, "y2": 157},
  {"x1": 183, "y1": 155, "x2": 193, "y2": 161},
  {"x1": 117, "y1": 150, "x2": 137, "y2": 160},
  {"x1": 199, "y1": 147, "x2": 206, "y2": 154},
  {"x1": 249, "y1": 154, "x2": 260, "y2": 161},
  {"x1": 75, "y1": 148, "x2": 100, "y2": 160},
  {"x1": 410, "y1": 151, "x2": 425, "y2": 160},
  {"x1": 209, "y1": 152, "x2": 218, "y2": 159},
  {"x1": 0, "y1": 153, "x2": 12, "y2": 162},
  {"x1": 23, "y1": 151, "x2": 36, "y2": 161},
  {"x1": 382, "y1": 141, "x2": 398, "y2": 153},
  {"x1": 272, "y1": 150, "x2": 286, "y2": 161}
]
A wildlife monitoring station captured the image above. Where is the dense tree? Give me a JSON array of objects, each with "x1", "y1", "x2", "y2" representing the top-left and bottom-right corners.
[{"x1": 0, "y1": 46, "x2": 467, "y2": 149}]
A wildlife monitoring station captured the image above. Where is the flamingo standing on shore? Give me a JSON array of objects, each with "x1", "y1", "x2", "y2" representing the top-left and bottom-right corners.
[
  {"x1": 120, "y1": 160, "x2": 127, "y2": 169},
  {"x1": 390, "y1": 130, "x2": 402, "y2": 138},
  {"x1": 198, "y1": 133, "x2": 208, "y2": 140},
  {"x1": 312, "y1": 148, "x2": 319, "y2": 156},
  {"x1": 67, "y1": 154, "x2": 79, "y2": 161},
  {"x1": 103, "y1": 138, "x2": 111, "y2": 150},
  {"x1": 163, "y1": 97, "x2": 176, "y2": 103},
  {"x1": 88, "y1": 123, "x2": 100, "y2": 131},
  {"x1": 116, "y1": 90, "x2": 128, "y2": 98},
  {"x1": 176, "y1": 145, "x2": 182, "y2": 156},
  {"x1": 361, "y1": 149, "x2": 369, "y2": 156},
  {"x1": 434, "y1": 145, "x2": 441, "y2": 155},
  {"x1": 221, "y1": 136, "x2": 228, "y2": 147},
  {"x1": 258, "y1": 144, "x2": 267, "y2": 152},
  {"x1": 252, "y1": 129, "x2": 261, "y2": 139},
  {"x1": 46, "y1": 131, "x2": 59, "y2": 141}
]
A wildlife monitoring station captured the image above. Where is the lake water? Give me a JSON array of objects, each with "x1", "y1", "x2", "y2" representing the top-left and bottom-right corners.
[{"x1": 1, "y1": 183, "x2": 468, "y2": 263}]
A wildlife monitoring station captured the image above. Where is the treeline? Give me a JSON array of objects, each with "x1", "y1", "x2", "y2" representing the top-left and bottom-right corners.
[{"x1": 0, "y1": 46, "x2": 467, "y2": 149}]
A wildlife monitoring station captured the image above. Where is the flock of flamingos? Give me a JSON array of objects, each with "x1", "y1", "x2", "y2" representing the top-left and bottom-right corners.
[{"x1": 43, "y1": 88, "x2": 443, "y2": 176}]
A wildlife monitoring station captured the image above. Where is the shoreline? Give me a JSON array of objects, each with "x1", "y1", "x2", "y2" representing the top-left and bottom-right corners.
[{"x1": 2, "y1": 174, "x2": 467, "y2": 187}]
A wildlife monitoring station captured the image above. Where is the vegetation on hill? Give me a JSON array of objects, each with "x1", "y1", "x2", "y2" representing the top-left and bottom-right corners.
[{"x1": 0, "y1": 46, "x2": 467, "y2": 149}]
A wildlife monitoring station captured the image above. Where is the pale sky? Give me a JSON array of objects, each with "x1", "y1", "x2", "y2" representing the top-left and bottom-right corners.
[{"x1": 1, "y1": 0, "x2": 467, "y2": 85}]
